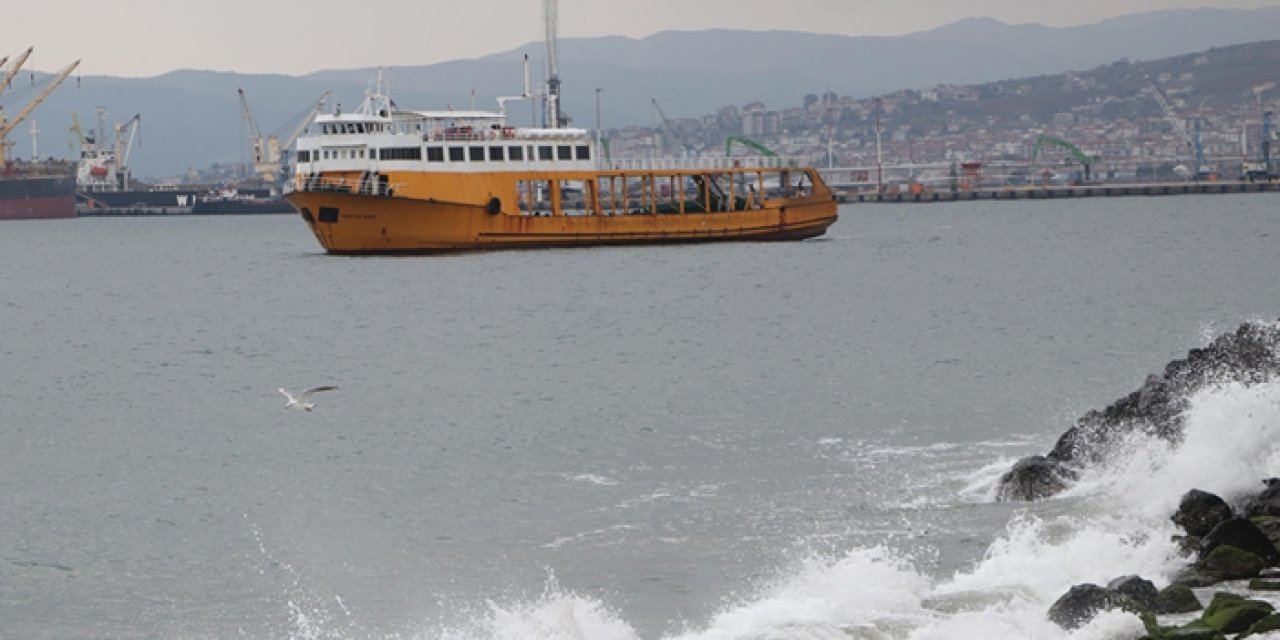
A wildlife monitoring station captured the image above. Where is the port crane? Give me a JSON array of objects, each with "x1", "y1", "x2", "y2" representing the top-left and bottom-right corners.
[
  {"x1": 0, "y1": 54, "x2": 80, "y2": 165},
  {"x1": 540, "y1": 0, "x2": 572, "y2": 128},
  {"x1": 0, "y1": 47, "x2": 34, "y2": 96},
  {"x1": 1147, "y1": 80, "x2": 1210, "y2": 178},
  {"x1": 238, "y1": 88, "x2": 329, "y2": 187},
  {"x1": 652, "y1": 98, "x2": 690, "y2": 157},
  {"x1": 1029, "y1": 135, "x2": 1100, "y2": 182}
]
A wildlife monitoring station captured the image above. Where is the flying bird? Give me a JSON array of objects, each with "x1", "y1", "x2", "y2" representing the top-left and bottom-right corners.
[{"x1": 279, "y1": 386, "x2": 338, "y2": 412}]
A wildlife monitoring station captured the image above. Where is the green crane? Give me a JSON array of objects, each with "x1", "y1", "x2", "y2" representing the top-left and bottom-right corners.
[
  {"x1": 1030, "y1": 135, "x2": 1100, "y2": 183},
  {"x1": 725, "y1": 135, "x2": 777, "y2": 159}
]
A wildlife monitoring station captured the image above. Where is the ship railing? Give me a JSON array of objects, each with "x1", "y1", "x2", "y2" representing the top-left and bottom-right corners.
[
  {"x1": 602, "y1": 155, "x2": 802, "y2": 172},
  {"x1": 287, "y1": 175, "x2": 406, "y2": 197}
]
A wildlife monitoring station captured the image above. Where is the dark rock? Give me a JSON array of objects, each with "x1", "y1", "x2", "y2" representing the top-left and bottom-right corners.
[
  {"x1": 1248, "y1": 578, "x2": 1280, "y2": 590},
  {"x1": 1249, "y1": 613, "x2": 1280, "y2": 635},
  {"x1": 1108, "y1": 575, "x2": 1159, "y2": 610},
  {"x1": 1200, "y1": 545, "x2": 1265, "y2": 580},
  {"x1": 1254, "y1": 518, "x2": 1280, "y2": 547},
  {"x1": 1200, "y1": 517, "x2": 1280, "y2": 565},
  {"x1": 1171, "y1": 567, "x2": 1221, "y2": 588},
  {"x1": 1201, "y1": 591, "x2": 1275, "y2": 634},
  {"x1": 1155, "y1": 583, "x2": 1203, "y2": 614},
  {"x1": 1159, "y1": 621, "x2": 1225, "y2": 639},
  {"x1": 1172, "y1": 490, "x2": 1235, "y2": 537},
  {"x1": 997, "y1": 321, "x2": 1280, "y2": 501},
  {"x1": 1047, "y1": 583, "x2": 1143, "y2": 630},
  {"x1": 995, "y1": 455, "x2": 1079, "y2": 502},
  {"x1": 1245, "y1": 482, "x2": 1280, "y2": 518}
]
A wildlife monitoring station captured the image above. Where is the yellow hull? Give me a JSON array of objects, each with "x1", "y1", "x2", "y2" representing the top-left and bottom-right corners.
[{"x1": 286, "y1": 168, "x2": 839, "y2": 254}]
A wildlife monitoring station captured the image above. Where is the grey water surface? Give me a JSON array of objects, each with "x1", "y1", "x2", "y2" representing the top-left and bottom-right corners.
[{"x1": 0, "y1": 195, "x2": 1275, "y2": 638}]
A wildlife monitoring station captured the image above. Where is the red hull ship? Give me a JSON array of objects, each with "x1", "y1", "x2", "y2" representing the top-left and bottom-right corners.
[{"x1": 0, "y1": 168, "x2": 77, "y2": 220}]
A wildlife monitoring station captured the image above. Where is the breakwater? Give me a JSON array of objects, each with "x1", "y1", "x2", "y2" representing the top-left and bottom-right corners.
[{"x1": 838, "y1": 180, "x2": 1280, "y2": 203}]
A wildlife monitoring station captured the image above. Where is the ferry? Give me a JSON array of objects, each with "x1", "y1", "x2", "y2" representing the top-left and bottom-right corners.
[{"x1": 285, "y1": 75, "x2": 838, "y2": 254}]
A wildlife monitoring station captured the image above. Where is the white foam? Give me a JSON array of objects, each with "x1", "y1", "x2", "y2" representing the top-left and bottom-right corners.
[{"x1": 667, "y1": 547, "x2": 931, "y2": 640}]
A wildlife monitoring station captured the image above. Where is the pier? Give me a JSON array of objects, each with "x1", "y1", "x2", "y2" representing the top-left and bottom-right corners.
[{"x1": 838, "y1": 180, "x2": 1280, "y2": 203}]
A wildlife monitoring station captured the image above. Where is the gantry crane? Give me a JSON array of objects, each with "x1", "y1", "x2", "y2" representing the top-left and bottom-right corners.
[
  {"x1": 238, "y1": 88, "x2": 329, "y2": 186},
  {"x1": 0, "y1": 55, "x2": 81, "y2": 165}
]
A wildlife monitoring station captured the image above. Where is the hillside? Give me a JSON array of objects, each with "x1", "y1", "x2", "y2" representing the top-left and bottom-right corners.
[{"x1": 5, "y1": 6, "x2": 1280, "y2": 178}]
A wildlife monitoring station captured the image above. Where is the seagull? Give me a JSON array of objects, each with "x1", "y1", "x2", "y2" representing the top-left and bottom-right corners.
[{"x1": 279, "y1": 386, "x2": 338, "y2": 412}]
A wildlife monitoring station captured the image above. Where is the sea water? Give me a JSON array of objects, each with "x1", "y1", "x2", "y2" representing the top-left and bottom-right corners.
[{"x1": 0, "y1": 194, "x2": 1276, "y2": 639}]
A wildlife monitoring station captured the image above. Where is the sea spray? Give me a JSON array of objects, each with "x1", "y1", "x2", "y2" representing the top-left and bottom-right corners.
[
  {"x1": 668, "y1": 547, "x2": 931, "y2": 640},
  {"x1": 912, "y1": 380, "x2": 1280, "y2": 638},
  {"x1": 436, "y1": 577, "x2": 642, "y2": 640}
]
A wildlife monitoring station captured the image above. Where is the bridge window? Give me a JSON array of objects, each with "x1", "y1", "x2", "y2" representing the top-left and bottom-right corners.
[
  {"x1": 426, "y1": 147, "x2": 444, "y2": 162},
  {"x1": 538, "y1": 146, "x2": 553, "y2": 161},
  {"x1": 508, "y1": 146, "x2": 524, "y2": 161},
  {"x1": 557, "y1": 145, "x2": 572, "y2": 161},
  {"x1": 379, "y1": 147, "x2": 422, "y2": 161},
  {"x1": 488, "y1": 146, "x2": 505, "y2": 161},
  {"x1": 576, "y1": 145, "x2": 590, "y2": 160},
  {"x1": 469, "y1": 147, "x2": 485, "y2": 162},
  {"x1": 448, "y1": 147, "x2": 465, "y2": 162},
  {"x1": 296, "y1": 150, "x2": 311, "y2": 163}
]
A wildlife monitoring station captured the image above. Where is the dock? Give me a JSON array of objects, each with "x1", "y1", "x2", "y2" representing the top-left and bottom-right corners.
[{"x1": 836, "y1": 180, "x2": 1280, "y2": 204}]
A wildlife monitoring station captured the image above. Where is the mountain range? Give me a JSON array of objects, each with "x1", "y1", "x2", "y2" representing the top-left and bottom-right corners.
[{"x1": 7, "y1": 6, "x2": 1280, "y2": 179}]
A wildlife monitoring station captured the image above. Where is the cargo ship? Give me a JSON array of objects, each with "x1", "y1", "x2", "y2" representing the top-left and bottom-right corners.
[
  {"x1": 192, "y1": 187, "x2": 292, "y2": 215},
  {"x1": 0, "y1": 162, "x2": 77, "y2": 219},
  {"x1": 0, "y1": 49, "x2": 80, "y2": 219}
]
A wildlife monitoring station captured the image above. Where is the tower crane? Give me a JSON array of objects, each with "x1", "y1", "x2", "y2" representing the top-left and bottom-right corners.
[
  {"x1": 0, "y1": 57, "x2": 81, "y2": 165},
  {"x1": 238, "y1": 88, "x2": 329, "y2": 187}
]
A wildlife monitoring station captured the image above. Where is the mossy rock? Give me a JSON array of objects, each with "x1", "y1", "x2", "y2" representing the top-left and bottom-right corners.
[
  {"x1": 1248, "y1": 612, "x2": 1280, "y2": 635},
  {"x1": 1156, "y1": 583, "x2": 1204, "y2": 614},
  {"x1": 1248, "y1": 578, "x2": 1280, "y2": 590},
  {"x1": 1155, "y1": 620, "x2": 1226, "y2": 639},
  {"x1": 1200, "y1": 544, "x2": 1266, "y2": 580},
  {"x1": 1201, "y1": 591, "x2": 1274, "y2": 634}
]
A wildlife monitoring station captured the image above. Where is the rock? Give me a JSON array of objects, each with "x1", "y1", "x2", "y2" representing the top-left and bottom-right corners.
[
  {"x1": 1201, "y1": 591, "x2": 1275, "y2": 634},
  {"x1": 1172, "y1": 490, "x2": 1236, "y2": 537},
  {"x1": 1200, "y1": 517, "x2": 1280, "y2": 565},
  {"x1": 1159, "y1": 621, "x2": 1226, "y2": 639},
  {"x1": 995, "y1": 320, "x2": 1280, "y2": 501},
  {"x1": 1249, "y1": 613, "x2": 1280, "y2": 635},
  {"x1": 1200, "y1": 545, "x2": 1265, "y2": 580},
  {"x1": 995, "y1": 455, "x2": 1078, "y2": 502},
  {"x1": 1254, "y1": 518, "x2": 1280, "y2": 547},
  {"x1": 1108, "y1": 575, "x2": 1159, "y2": 610},
  {"x1": 1248, "y1": 578, "x2": 1280, "y2": 590},
  {"x1": 1047, "y1": 583, "x2": 1143, "y2": 630},
  {"x1": 1245, "y1": 483, "x2": 1280, "y2": 518},
  {"x1": 1155, "y1": 583, "x2": 1203, "y2": 614}
]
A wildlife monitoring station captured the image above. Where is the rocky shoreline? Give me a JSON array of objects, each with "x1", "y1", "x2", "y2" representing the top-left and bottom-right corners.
[
  {"x1": 990, "y1": 319, "x2": 1280, "y2": 636},
  {"x1": 1048, "y1": 483, "x2": 1280, "y2": 638},
  {"x1": 998, "y1": 320, "x2": 1280, "y2": 502}
]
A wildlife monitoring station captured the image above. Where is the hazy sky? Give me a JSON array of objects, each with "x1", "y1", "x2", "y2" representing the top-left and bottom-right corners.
[{"x1": 8, "y1": 0, "x2": 1279, "y2": 77}]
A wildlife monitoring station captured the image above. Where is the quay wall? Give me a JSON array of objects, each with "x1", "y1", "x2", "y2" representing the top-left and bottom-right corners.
[{"x1": 837, "y1": 181, "x2": 1280, "y2": 204}]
